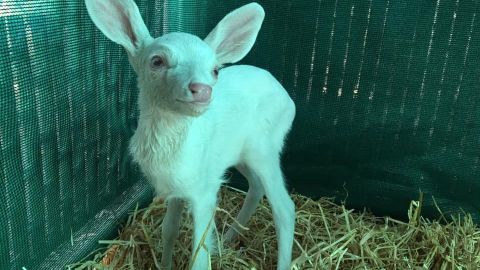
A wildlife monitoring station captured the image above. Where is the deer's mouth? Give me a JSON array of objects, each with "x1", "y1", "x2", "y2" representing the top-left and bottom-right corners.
[{"x1": 175, "y1": 98, "x2": 212, "y2": 106}]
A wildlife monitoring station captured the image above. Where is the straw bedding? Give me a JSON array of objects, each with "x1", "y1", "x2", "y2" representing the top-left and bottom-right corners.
[{"x1": 69, "y1": 187, "x2": 480, "y2": 269}]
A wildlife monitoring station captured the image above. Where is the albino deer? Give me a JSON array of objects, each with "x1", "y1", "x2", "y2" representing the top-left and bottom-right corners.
[{"x1": 85, "y1": 0, "x2": 296, "y2": 269}]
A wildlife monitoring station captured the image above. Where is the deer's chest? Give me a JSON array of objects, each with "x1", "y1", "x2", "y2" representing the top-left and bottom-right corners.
[{"x1": 129, "y1": 124, "x2": 212, "y2": 196}]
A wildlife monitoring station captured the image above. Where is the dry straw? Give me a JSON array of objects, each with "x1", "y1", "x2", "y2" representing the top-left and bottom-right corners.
[{"x1": 69, "y1": 187, "x2": 480, "y2": 269}]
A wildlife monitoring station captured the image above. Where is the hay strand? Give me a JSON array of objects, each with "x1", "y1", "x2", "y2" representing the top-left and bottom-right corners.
[{"x1": 68, "y1": 187, "x2": 480, "y2": 269}]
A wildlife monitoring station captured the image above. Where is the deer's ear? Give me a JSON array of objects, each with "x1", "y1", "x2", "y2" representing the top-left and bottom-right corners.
[
  {"x1": 204, "y1": 3, "x2": 265, "y2": 65},
  {"x1": 85, "y1": 0, "x2": 151, "y2": 55}
]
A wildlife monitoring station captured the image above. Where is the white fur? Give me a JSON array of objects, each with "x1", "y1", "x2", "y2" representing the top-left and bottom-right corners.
[{"x1": 86, "y1": 1, "x2": 296, "y2": 269}]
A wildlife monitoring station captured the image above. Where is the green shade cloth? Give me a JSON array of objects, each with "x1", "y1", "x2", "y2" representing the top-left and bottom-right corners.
[{"x1": 1, "y1": 0, "x2": 479, "y2": 269}]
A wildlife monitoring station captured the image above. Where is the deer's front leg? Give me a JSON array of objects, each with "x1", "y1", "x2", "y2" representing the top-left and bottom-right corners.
[
  {"x1": 189, "y1": 192, "x2": 217, "y2": 270},
  {"x1": 161, "y1": 198, "x2": 184, "y2": 269}
]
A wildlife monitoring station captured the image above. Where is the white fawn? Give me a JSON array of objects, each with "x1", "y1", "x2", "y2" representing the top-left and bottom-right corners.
[{"x1": 85, "y1": 0, "x2": 296, "y2": 269}]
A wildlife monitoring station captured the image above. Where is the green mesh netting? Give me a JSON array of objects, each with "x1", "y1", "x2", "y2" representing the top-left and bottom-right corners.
[{"x1": 1, "y1": 0, "x2": 479, "y2": 269}]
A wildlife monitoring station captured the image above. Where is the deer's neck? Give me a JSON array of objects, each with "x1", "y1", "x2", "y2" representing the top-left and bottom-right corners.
[{"x1": 130, "y1": 106, "x2": 191, "y2": 167}]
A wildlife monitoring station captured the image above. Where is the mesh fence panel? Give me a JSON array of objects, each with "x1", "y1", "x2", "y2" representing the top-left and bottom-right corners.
[
  {"x1": 0, "y1": 1, "x2": 154, "y2": 269},
  {"x1": 0, "y1": 0, "x2": 479, "y2": 269}
]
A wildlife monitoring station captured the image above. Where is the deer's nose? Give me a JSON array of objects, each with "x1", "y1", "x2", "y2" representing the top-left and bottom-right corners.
[{"x1": 188, "y1": 83, "x2": 212, "y2": 103}]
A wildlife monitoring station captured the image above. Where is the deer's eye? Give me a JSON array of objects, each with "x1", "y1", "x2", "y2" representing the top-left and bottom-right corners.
[
  {"x1": 213, "y1": 66, "x2": 219, "y2": 78},
  {"x1": 150, "y1": 56, "x2": 166, "y2": 69}
]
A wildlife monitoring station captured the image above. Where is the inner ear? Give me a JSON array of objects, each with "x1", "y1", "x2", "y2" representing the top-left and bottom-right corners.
[
  {"x1": 120, "y1": 11, "x2": 137, "y2": 47},
  {"x1": 216, "y1": 29, "x2": 252, "y2": 57}
]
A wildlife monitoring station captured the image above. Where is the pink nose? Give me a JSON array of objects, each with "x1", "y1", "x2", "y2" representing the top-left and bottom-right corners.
[{"x1": 188, "y1": 83, "x2": 212, "y2": 103}]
